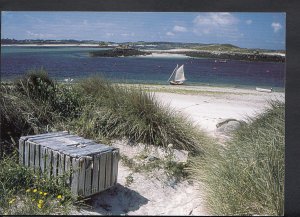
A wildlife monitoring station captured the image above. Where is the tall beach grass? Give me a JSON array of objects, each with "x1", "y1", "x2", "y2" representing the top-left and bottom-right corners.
[
  {"x1": 74, "y1": 76, "x2": 211, "y2": 152},
  {"x1": 189, "y1": 100, "x2": 284, "y2": 215}
]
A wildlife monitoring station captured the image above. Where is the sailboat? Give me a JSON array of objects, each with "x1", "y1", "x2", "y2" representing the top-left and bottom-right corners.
[{"x1": 168, "y1": 64, "x2": 186, "y2": 85}]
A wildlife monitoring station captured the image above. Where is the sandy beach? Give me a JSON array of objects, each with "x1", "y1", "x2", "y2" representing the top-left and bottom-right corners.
[
  {"x1": 153, "y1": 85, "x2": 284, "y2": 136},
  {"x1": 71, "y1": 84, "x2": 284, "y2": 215}
]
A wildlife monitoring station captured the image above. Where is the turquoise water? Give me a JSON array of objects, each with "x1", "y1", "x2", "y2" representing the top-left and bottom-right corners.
[{"x1": 1, "y1": 46, "x2": 285, "y2": 90}]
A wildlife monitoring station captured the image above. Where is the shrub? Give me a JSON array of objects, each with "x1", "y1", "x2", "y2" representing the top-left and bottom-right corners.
[
  {"x1": 0, "y1": 88, "x2": 58, "y2": 155},
  {"x1": 14, "y1": 68, "x2": 56, "y2": 103},
  {"x1": 189, "y1": 100, "x2": 284, "y2": 215},
  {"x1": 0, "y1": 70, "x2": 83, "y2": 156},
  {"x1": 53, "y1": 83, "x2": 84, "y2": 119}
]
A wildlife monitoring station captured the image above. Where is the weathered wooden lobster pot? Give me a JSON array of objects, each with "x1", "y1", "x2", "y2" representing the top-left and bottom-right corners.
[{"x1": 19, "y1": 131, "x2": 119, "y2": 198}]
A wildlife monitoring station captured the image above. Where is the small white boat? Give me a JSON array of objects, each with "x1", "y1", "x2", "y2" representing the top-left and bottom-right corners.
[
  {"x1": 168, "y1": 64, "x2": 186, "y2": 85},
  {"x1": 256, "y1": 87, "x2": 273, "y2": 93}
]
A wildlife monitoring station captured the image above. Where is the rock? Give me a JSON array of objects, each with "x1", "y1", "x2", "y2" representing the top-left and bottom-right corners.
[
  {"x1": 172, "y1": 149, "x2": 189, "y2": 163},
  {"x1": 146, "y1": 155, "x2": 159, "y2": 162},
  {"x1": 216, "y1": 118, "x2": 244, "y2": 134}
]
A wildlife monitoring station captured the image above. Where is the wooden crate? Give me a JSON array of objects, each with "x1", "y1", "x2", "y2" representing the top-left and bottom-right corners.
[{"x1": 19, "y1": 131, "x2": 119, "y2": 198}]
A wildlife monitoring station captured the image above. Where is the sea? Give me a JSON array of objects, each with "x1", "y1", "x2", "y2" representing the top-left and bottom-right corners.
[{"x1": 1, "y1": 46, "x2": 285, "y2": 90}]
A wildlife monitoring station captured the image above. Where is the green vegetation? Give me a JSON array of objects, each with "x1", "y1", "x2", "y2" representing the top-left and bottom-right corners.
[
  {"x1": 0, "y1": 69, "x2": 210, "y2": 214},
  {"x1": 188, "y1": 100, "x2": 284, "y2": 215},
  {"x1": 73, "y1": 76, "x2": 210, "y2": 151},
  {"x1": 1, "y1": 68, "x2": 209, "y2": 154},
  {"x1": 120, "y1": 151, "x2": 189, "y2": 183},
  {"x1": 0, "y1": 69, "x2": 83, "y2": 155},
  {"x1": 0, "y1": 69, "x2": 284, "y2": 215},
  {"x1": 0, "y1": 153, "x2": 76, "y2": 215},
  {"x1": 89, "y1": 48, "x2": 149, "y2": 57}
]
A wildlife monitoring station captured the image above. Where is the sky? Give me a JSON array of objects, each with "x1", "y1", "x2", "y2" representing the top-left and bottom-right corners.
[{"x1": 1, "y1": 12, "x2": 285, "y2": 50}]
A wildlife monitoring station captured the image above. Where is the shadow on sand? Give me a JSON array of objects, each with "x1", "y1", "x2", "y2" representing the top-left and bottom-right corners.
[{"x1": 84, "y1": 184, "x2": 149, "y2": 215}]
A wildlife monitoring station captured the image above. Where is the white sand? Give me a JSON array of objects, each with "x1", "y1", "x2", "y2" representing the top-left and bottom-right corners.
[
  {"x1": 72, "y1": 85, "x2": 284, "y2": 216},
  {"x1": 153, "y1": 85, "x2": 284, "y2": 137},
  {"x1": 138, "y1": 52, "x2": 190, "y2": 58},
  {"x1": 144, "y1": 48, "x2": 198, "y2": 53}
]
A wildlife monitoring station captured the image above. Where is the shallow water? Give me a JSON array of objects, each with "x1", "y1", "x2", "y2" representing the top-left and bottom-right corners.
[{"x1": 1, "y1": 46, "x2": 285, "y2": 89}]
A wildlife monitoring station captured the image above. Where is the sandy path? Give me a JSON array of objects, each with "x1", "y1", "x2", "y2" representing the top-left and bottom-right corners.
[
  {"x1": 72, "y1": 140, "x2": 208, "y2": 216},
  {"x1": 72, "y1": 85, "x2": 284, "y2": 216},
  {"x1": 74, "y1": 163, "x2": 207, "y2": 215}
]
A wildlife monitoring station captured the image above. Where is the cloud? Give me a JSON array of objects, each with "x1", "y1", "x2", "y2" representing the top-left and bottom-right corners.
[
  {"x1": 121, "y1": 32, "x2": 135, "y2": 37},
  {"x1": 193, "y1": 12, "x2": 238, "y2": 27},
  {"x1": 26, "y1": 31, "x2": 55, "y2": 39},
  {"x1": 166, "y1": 31, "x2": 175, "y2": 36},
  {"x1": 106, "y1": 33, "x2": 114, "y2": 37},
  {"x1": 271, "y1": 22, "x2": 282, "y2": 33},
  {"x1": 192, "y1": 12, "x2": 241, "y2": 39},
  {"x1": 173, "y1": 25, "x2": 187, "y2": 32},
  {"x1": 246, "y1": 19, "x2": 252, "y2": 25}
]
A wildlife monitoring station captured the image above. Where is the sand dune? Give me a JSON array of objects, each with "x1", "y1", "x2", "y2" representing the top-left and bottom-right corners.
[{"x1": 72, "y1": 85, "x2": 284, "y2": 216}]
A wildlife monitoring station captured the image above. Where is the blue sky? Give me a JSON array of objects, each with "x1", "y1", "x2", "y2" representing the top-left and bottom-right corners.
[{"x1": 1, "y1": 12, "x2": 285, "y2": 50}]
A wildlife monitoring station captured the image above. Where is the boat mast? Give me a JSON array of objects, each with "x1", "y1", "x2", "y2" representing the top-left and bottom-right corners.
[{"x1": 167, "y1": 64, "x2": 178, "y2": 82}]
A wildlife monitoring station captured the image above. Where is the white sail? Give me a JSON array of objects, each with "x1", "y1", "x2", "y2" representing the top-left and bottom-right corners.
[
  {"x1": 174, "y1": 65, "x2": 185, "y2": 82},
  {"x1": 168, "y1": 64, "x2": 178, "y2": 82}
]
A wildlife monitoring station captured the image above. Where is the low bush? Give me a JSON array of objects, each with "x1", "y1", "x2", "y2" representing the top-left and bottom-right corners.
[
  {"x1": 189, "y1": 100, "x2": 284, "y2": 215},
  {"x1": 14, "y1": 68, "x2": 56, "y2": 103},
  {"x1": 0, "y1": 70, "x2": 85, "y2": 155}
]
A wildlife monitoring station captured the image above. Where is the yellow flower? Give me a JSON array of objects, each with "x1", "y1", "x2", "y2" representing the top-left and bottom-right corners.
[
  {"x1": 39, "y1": 191, "x2": 43, "y2": 195},
  {"x1": 43, "y1": 192, "x2": 48, "y2": 196},
  {"x1": 37, "y1": 203, "x2": 43, "y2": 209},
  {"x1": 38, "y1": 199, "x2": 44, "y2": 204},
  {"x1": 9, "y1": 199, "x2": 16, "y2": 204},
  {"x1": 57, "y1": 195, "x2": 62, "y2": 199},
  {"x1": 33, "y1": 189, "x2": 37, "y2": 193},
  {"x1": 26, "y1": 189, "x2": 31, "y2": 193}
]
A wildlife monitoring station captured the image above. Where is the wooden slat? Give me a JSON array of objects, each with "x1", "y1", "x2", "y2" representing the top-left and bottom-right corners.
[
  {"x1": 45, "y1": 148, "x2": 52, "y2": 178},
  {"x1": 35, "y1": 144, "x2": 40, "y2": 172},
  {"x1": 40, "y1": 146, "x2": 46, "y2": 173},
  {"x1": 84, "y1": 158, "x2": 93, "y2": 197},
  {"x1": 65, "y1": 155, "x2": 71, "y2": 185},
  {"x1": 20, "y1": 131, "x2": 68, "y2": 141},
  {"x1": 78, "y1": 158, "x2": 85, "y2": 197},
  {"x1": 105, "y1": 152, "x2": 112, "y2": 189},
  {"x1": 57, "y1": 153, "x2": 65, "y2": 187},
  {"x1": 29, "y1": 142, "x2": 35, "y2": 169},
  {"x1": 66, "y1": 144, "x2": 112, "y2": 158},
  {"x1": 58, "y1": 153, "x2": 65, "y2": 177},
  {"x1": 52, "y1": 151, "x2": 58, "y2": 177},
  {"x1": 24, "y1": 141, "x2": 30, "y2": 167},
  {"x1": 111, "y1": 150, "x2": 119, "y2": 185},
  {"x1": 92, "y1": 155, "x2": 100, "y2": 194},
  {"x1": 71, "y1": 158, "x2": 79, "y2": 197},
  {"x1": 98, "y1": 153, "x2": 106, "y2": 191}
]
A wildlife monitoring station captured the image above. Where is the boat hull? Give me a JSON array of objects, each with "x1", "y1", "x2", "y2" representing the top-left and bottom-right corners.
[{"x1": 170, "y1": 81, "x2": 184, "y2": 85}]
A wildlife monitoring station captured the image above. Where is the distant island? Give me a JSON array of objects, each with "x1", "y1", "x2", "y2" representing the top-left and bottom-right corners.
[{"x1": 1, "y1": 38, "x2": 285, "y2": 62}]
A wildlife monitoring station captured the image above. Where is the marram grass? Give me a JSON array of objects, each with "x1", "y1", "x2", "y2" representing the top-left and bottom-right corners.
[
  {"x1": 75, "y1": 76, "x2": 212, "y2": 152},
  {"x1": 188, "y1": 100, "x2": 284, "y2": 216}
]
